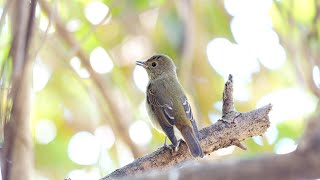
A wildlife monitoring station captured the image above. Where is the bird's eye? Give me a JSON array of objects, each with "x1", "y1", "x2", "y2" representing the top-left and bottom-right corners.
[{"x1": 151, "y1": 62, "x2": 157, "y2": 67}]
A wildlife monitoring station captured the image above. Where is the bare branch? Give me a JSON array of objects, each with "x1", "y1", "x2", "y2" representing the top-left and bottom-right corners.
[
  {"x1": 127, "y1": 112, "x2": 320, "y2": 180},
  {"x1": 222, "y1": 74, "x2": 235, "y2": 115},
  {"x1": 102, "y1": 75, "x2": 272, "y2": 180}
]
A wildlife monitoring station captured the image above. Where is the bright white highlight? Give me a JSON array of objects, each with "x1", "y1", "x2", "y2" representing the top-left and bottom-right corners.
[
  {"x1": 208, "y1": 113, "x2": 221, "y2": 124},
  {"x1": 215, "y1": 146, "x2": 235, "y2": 156},
  {"x1": 70, "y1": 57, "x2": 81, "y2": 70},
  {"x1": 90, "y1": 47, "x2": 114, "y2": 74},
  {"x1": 133, "y1": 66, "x2": 149, "y2": 92},
  {"x1": 313, "y1": 66, "x2": 320, "y2": 88},
  {"x1": 67, "y1": 19, "x2": 81, "y2": 32},
  {"x1": 265, "y1": 125, "x2": 279, "y2": 145},
  {"x1": 215, "y1": 0, "x2": 286, "y2": 76},
  {"x1": 33, "y1": 57, "x2": 51, "y2": 92},
  {"x1": 224, "y1": 0, "x2": 272, "y2": 17},
  {"x1": 258, "y1": 43, "x2": 286, "y2": 70},
  {"x1": 233, "y1": 81, "x2": 250, "y2": 101},
  {"x1": 35, "y1": 119, "x2": 57, "y2": 144},
  {"x1": 274, "y1": 138, "x2": 297, "y2": 154},
  {"x1": 39, "y1": 17, "x2": 55, "y2": 33},
  {"x1": 84, "y1": 2, "x2": 109, "y2": 25},
  {"x1": 214, "y1": 101, "x2": 223, "y2": 111},
  {"x1": 77, "y1": 69, "x2": 90, "y2": 78},
  {"x1": 257, "y1": 88, "x2": 317, "y2": 124},
  {"x1": 206, "y1": 38, "x2": 259, "y2": 81},
  {"x1": 121, "y1": 36, "x2": 151, "y2": 64},
  {"x1": 94, "y1": 125, "x2": 115, "y2": 150},
  {"x1": 68, "y1": 131, "x2": 100, "y2": 165},
  {"x1": 253, "y1": 136, "x2": 263, "y2": 146},
  {"x1": 70, "y1": 57, "x2": 90, "y2": 79},
  {"x1": 129, "y1": 120, "x2": 152, "y2": 145}
]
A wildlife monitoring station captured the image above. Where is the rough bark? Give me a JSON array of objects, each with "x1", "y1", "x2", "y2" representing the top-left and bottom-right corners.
[
  {"x1": 128, "y1": 112, "x2": 320, "y2": 180},
  {"x1": 102, "y1": 75, "x2": 272, "y2": 180}
]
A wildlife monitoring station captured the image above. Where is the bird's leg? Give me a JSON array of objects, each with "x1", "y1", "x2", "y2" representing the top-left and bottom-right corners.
[
  {"x1": 160, "y1": 137, "x2": 170, "y2": 150},
  {"x1": 163, "y1": 136, "x2": 167, "y2": 147}
]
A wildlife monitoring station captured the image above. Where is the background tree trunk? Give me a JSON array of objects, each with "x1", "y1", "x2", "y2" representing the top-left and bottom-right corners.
[{"x1": 1, "y1": 0, "x2": 36, "y2": 179}]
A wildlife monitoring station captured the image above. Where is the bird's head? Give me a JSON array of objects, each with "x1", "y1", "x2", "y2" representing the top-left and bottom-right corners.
[{"x1": 136, "y1": 54, "x2": 176, "y2": 80}]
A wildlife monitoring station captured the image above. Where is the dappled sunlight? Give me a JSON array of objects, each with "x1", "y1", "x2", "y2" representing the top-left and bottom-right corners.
[
  {"x1": 224, "y1": 0, "x2": 286, "y2": 71},
  {"x1": 117, "y1": 142, "x2": 134, "y2": 167},
  {"x1": 32, "y1": 57, "x2": 51, "y2": 92},
  {"x1": 70, "y1": 57, "x2": 81, "y2": 70},
  {"x1": 94, "y1": 125, "x2": 115, "y2": 150},
  {"x1": 90, "y1": 47, "x2": 114, "y2": 74},
  {"x1": 39, "y1": 16, "x2": 55, "y2": 33},
  {"x1": 274, "y1": 138, "x2": 297, "y2": 154},
  {"x1": 66, "y1": 19, "x2": 81, "y2": 32},
  {"x1": 265, "y1": 124, "x2": 279, "y2": 145},
  {"x1": 121, "y1": 36, "x2": 151, "y2": 65},
  {"x1": 233, "y1": 81, "x2": 250, "y2": 101},
  {"x1": 35, "y1": 119, "x2": 57, "y2": 144},
  {"x1": 68, "y1": 131, "x2": 100, "y2": 165},
  {"x1": 84, "y1": 1, "x2": 109, "y2": 25},
  {"x1": 133, "y1": 65, "x2": 149, "y2": 92},
  {"x1": 225, "y1": 0, "x2": 272, "y2": 17},
  {"x1": 257, "y1": 43, "x2": 286, "y2": 70},
  {"x1": 215, "y1": 146, "x2": 235, "y2": 156},
  {"x1": 257, "y1": 88, "x2": 317, "y2": 124},
  {"x1": 129, "y1": 120, "x2": 152, "y2": 146},
  {"x1": 252, "y1": 136, "x2": 263, "y2": 146},
  {"x1": 213, "y1": 101, "x2": 223, "y2": 111},
  {"x1": 77, "y1": 69, "x2": 90, "y2": 79},
  {"x1": 206, "y1": 38, "x2": 260, "y2": 82},
  {"x1": 70, "y1": 57, "x2": 90, "y2": 78},
  {"x1": 208, "y1": 113, "x2": 220, "y2": 124}
]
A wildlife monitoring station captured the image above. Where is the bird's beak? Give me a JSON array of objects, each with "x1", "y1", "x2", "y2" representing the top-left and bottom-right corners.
[{"x1": 136, "y1": 61, "x2": 146, "y2": 68}]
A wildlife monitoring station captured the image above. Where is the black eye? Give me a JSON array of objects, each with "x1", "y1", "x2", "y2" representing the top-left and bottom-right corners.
[{"x1": 151, "y1": 62, "x2": 157, "y2": 67}]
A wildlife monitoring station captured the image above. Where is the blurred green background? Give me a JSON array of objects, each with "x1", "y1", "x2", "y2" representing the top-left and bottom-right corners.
[{"x1": 0, "y1": 0, "x2": 319, "y2": 179}]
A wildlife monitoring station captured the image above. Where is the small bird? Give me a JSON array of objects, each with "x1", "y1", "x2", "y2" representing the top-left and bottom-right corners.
[{"x1": 136, "y1": 54, "x2": 203, "y2": 158}]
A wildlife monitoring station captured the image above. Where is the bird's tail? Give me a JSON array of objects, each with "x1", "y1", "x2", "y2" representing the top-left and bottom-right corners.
[{"x1": 181, "y1": 126, "x2": 204, "y2": 158}]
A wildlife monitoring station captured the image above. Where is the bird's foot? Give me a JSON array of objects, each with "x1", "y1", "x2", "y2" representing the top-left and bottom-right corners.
[
  {"x1": 167, "y1": 140, "x2": 181, "y2": 155},
  {"x1": 173, "y1": 140, "x2": 181, "y2": 152}
]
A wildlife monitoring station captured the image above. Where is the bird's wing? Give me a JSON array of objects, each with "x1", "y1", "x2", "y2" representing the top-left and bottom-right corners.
[
  {"x1": 147, "y1": 83, "x2": 175, "y2": 126},
  {"x1": 147, "y1": 83, "x2": 177, "y2": 145},
  {"x1": 181, "y1": 95, "x2": 200, "y2": 139}
]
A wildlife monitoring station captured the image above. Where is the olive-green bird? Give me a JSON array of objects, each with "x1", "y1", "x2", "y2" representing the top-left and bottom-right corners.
[{"x1": 136, "y1": 54, "x2": 203, "y2": 158}]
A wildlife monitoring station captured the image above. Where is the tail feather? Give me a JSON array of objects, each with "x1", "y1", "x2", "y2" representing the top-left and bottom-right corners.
[{"x1": 181, "y1": 126, "x2": 204, "y2": 158}]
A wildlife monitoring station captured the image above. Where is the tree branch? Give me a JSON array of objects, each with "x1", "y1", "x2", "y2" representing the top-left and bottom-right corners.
[
  {"x1": 102, "y1": 74, "x2": 272, "y2": 180},
  {"x1": 127, "y1": 111, "x2": 320, "y2": 180}
]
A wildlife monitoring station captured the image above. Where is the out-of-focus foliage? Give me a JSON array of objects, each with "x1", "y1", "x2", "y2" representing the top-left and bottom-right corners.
[{"x1": 0, "y1": 0, "x2": 319, "y2": 179}]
